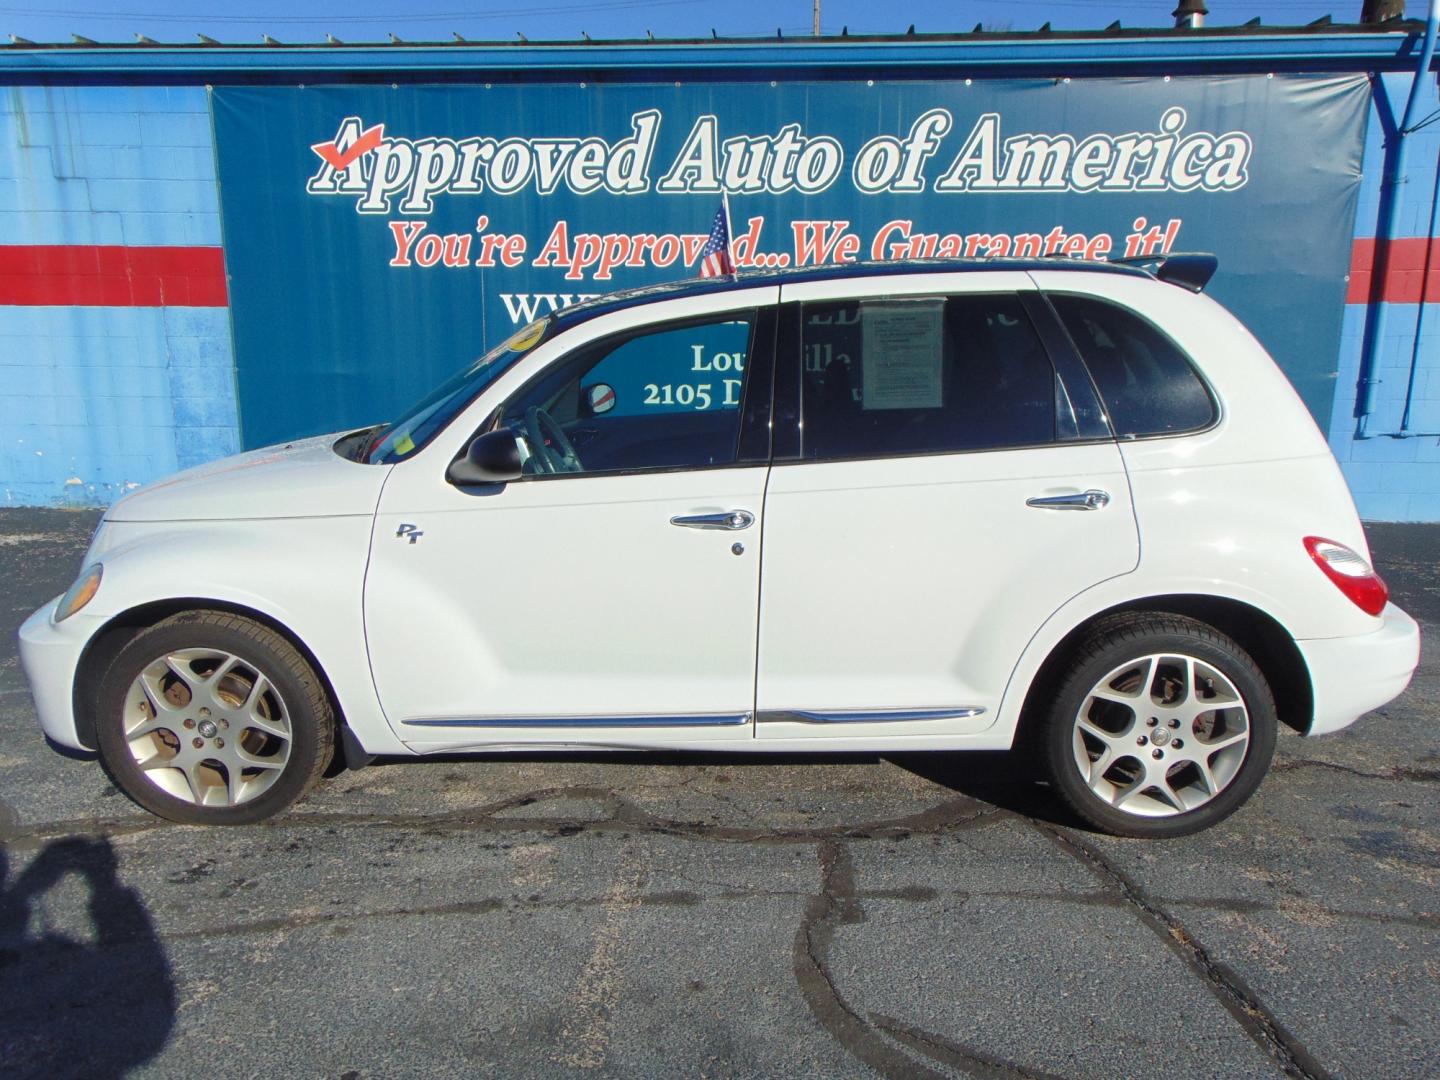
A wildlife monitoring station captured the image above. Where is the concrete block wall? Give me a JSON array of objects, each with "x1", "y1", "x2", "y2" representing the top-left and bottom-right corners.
[
  {"x1": 0, "y1": 84, "x2": 239, "y2": 506},
  {"x1": 1328, "y1": 71, "x2": 1440, "y2": 522}
]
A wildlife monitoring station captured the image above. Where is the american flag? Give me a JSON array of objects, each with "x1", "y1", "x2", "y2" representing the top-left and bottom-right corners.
[{"x1": 698, "y1": 200, "x2": 735, "y2": 278}]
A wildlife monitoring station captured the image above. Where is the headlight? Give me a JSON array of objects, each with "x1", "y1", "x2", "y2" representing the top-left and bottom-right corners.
[{"x1": 54, "y1": 563, "x2": 103, "y2": 623}]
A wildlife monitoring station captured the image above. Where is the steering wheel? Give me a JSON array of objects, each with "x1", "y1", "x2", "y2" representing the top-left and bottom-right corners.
[{"x1": 523, "y1": 406, "x2": 583, "y2": 474}]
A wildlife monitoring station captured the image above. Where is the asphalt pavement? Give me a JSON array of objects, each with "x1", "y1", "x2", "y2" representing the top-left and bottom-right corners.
[{"x1": 0, "y1": 508, "x2": 1436, "y2": 1079}]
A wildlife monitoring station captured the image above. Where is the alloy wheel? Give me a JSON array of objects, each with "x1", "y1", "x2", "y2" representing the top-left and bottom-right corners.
[
  {"x1": 121, "y1": 648, "x2": 292, "y2": 807},
  {"x1": 1070, "y1": 652, "x2": 1251, "y2": 818}
]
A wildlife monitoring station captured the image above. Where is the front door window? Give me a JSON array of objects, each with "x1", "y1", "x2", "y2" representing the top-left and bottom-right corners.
[{"x1": 496, "y1": 314, "x2": 756, "y2": 476}]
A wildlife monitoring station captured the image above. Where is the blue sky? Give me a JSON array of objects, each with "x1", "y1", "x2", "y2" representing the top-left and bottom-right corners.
[{"x1": 0, "y1": 1, "x2": 1405, "y2": 45}]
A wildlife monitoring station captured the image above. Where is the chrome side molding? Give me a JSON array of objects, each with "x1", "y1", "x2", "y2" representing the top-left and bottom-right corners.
[
  {"x1": 404, "y1": 707, "x2": 983, "y2": 729},
  {"x1": 403, "y1": 713, "x2": 752, "y2": 729},
  {"x1": 756, "y1": 707, "x2": 986, "y2": 725}
]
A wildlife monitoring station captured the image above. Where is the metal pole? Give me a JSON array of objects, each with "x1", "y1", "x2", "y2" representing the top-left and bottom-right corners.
[
  {"x1": 1355, "y1": 0, "x2": 1440, "y2": 436},
  {"x1": 722, "y1": 189, "x2": 739, "y2": 277},
  {"x1": 813, "y1": 0, "x2": 820, "y2": 36},
  {"x1": 1399, "y1": 0, "x2": 1440, "y2": 136},
  {"x1": 1399, "y1": 146, "x2": 1440, "y2": 433}
]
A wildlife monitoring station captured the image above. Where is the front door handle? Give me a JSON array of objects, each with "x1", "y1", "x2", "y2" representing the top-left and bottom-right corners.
[
  {"x1": 1025, "y1": 489, "x2": 1111, "y2": 511},
  {"x1": 670, "y1": 509, "x2": 755, "y2": 531}
]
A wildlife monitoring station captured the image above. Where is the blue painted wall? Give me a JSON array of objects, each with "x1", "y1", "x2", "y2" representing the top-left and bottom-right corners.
[
  {"x1": 1328, "y1": 71, "x2": 1440, "y2": 523},
  {"x1": 0, "y1": 84, "x2": 238, "y2": 506}
]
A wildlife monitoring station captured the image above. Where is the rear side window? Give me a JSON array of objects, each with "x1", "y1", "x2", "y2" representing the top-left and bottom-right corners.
[
  {"x1": 799, "y1": 293, "x2": 1058, "y2": 461},
  {"x1": 1050, "y1": 295, "x2": 1215, "y2": 437}
]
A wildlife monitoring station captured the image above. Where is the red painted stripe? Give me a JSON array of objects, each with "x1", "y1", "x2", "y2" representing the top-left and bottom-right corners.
[
  {"x1": 0, "y1": 245, "x2": 228, "y2": 307},
  {"x1": 1348, "y1": 237, "x2": 1440, "y2": 304},
  {"x1": 4, "y1": 239, "x2": 1428, "y2": 308}
]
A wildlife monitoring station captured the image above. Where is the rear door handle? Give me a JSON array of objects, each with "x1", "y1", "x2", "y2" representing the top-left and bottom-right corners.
[
  {"x1": 670, "y1": 509, "x2": 755, "y2": 530},
  {"x1": 1025, "y1": 489, "x2": 1111, "y2": 511}
]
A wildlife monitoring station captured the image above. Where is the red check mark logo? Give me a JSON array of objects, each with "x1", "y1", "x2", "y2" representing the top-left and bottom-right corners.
[{"x1": 311, "y1": 122, "x2": 385, "y2": 171}]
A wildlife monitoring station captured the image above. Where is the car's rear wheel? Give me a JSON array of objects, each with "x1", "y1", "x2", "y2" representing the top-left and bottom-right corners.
[
  {"x1": 95, "y1": 611, "x2": 334, "y2": 824},
  {"x1": 1040, "y1": 614, "x2": 1277, "y2": 838}
]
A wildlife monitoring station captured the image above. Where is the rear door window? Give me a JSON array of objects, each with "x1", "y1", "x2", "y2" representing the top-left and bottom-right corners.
[
  {"x1": 798, "y1": 292, "x2": 1059, "y2": 461},
  {"x1": 1049, "y1": 295, "x2": 1216, "y2": 437}
]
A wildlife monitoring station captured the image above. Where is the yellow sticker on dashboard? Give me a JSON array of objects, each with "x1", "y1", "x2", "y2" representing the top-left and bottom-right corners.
[
  {"x1": 395, "y1": 433, "x2": 415, "y2": 455},
  {"x1": 506, "y1": 319, "x2": 546, "y2": 353}
]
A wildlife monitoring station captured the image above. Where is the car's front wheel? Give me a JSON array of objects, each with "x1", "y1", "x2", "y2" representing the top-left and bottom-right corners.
[
  {"x1": 1040, "y1": 614, "x2": 1277, "y2": 838},
  {"x1": 95, "y1": 611, "x2": 334, "y2": 824}
]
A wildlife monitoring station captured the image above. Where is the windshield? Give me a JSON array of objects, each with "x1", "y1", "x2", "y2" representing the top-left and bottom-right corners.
[{"x1": 366, "y1": 319, "x2": 550, "y2": 464}]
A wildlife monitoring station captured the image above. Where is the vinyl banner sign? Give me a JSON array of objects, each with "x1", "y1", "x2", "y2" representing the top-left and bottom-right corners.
[{"x1": 213, "y1": 75, "x2": 1368, "y2": 448}]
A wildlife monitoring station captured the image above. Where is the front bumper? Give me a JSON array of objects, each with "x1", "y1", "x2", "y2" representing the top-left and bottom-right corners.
[
  {"x1": 1297, "y1": 602, "x2": 1422, "y2": 736},
  {"x1": 17, "y1": 598, "x2": 105, "y2": 751}
]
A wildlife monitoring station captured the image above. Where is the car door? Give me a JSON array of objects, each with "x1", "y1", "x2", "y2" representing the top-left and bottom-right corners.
[
  {"x1": 364, "y1": 289, "x2": 777, "y2": 747},
  {"x1": 756, "y1": 272, "x2": 1139, "y2": 741}
]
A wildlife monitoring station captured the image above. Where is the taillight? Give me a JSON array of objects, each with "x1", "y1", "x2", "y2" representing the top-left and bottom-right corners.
[{"x1": 1304, "y1": 537, "x2": 1389, "y2": 616}]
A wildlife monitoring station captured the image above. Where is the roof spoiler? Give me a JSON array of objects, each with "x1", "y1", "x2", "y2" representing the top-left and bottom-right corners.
[{"x1": 1111, "y1": 252, "x2": 1218, "y2": 293}]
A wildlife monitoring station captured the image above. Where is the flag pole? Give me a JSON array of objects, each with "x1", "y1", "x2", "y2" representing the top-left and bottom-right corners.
[{"x1": 722, "y1": 188, "x2": 739, "y2": 278}]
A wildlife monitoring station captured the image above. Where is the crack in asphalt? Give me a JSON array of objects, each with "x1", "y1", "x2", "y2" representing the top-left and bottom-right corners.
[
  {"x1": 0, "y1": 786, "x2": 1000, "y2": 850},
  {"x1": 790, "y1": 825, "x2": 1102, "y2": 1080},
  {"x1": 15, "y1": 877, "x2": 1425, "y2": 963},
  {"x1": 3, "y1": 766, "x2": 1401, "y2": 1080},
  {"x1": 868, "y1": 1013, "x2": 1072, "y2": 1080},
  {"x1": 1169, "y1": 895, "x2": 1440, "y2": 930},
  {"x1": 1272, "y1": 759, "x2": 1440, "y2": 784},
  {"x1": 793, "y1": 839, "x2": 950, "y2": 1080},
  {"x1": 1034, "y1": 822, "x2": 1334, "y2": 1080},
  {"x1": 789, "y1": 816, "x2": 1351, "y2": 1080}
]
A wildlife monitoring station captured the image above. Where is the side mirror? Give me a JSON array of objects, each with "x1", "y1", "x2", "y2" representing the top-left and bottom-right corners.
[{"x1": 446, "y1": 430, "x2": 523, "y2": 486}]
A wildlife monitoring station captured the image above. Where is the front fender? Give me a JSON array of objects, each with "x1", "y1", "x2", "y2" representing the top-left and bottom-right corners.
[{"x1": 78, "y1": 517, "x2": 408, "y2": 757}]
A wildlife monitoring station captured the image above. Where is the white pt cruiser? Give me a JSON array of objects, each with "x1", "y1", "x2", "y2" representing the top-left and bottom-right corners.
[{"x1": 19, "y1": 257, "x2": 1422, "y2": 837}]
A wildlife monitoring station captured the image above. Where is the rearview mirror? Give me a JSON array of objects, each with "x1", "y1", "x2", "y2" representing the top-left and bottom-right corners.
[{"x1": 447, "y1": 430, "x2": 523, "y2": 486}]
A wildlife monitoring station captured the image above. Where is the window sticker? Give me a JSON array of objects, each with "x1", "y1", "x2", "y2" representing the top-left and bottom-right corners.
[
  {"x1": 860, "y1": 300, "x2": 945, "y2": 411},
  {"x1": 506, "y1": 318, "x2": 548, "y2": 353}
]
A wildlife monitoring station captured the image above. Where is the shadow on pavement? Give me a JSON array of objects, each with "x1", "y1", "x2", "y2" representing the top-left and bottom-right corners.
[
  {"x1": 363, "y1": 746, "x2": 1090, "y2": 829},
  {"x1": 0, "y1": 837, "x2": 175, "y2": 1080},
  {"x1": 886, "y1": 750, "x2": 1085, "y2": 829}
]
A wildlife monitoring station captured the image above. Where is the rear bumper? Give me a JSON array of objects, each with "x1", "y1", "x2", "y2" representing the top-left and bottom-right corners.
[
  {"x1": 17, "y1": 598, "x2": 103, "y2": 751},
  {"x1": 1297, "y1": 602, "x2": 1421, "y2": 736}
]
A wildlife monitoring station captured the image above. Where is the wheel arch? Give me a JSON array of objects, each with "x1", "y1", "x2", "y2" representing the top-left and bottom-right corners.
[
  {"x1": 1012, "y1": 594, "x2": 1314, "y2": 750},
  {"x1": 72, "y1": 597, "x2": 349, "y2": 752}
]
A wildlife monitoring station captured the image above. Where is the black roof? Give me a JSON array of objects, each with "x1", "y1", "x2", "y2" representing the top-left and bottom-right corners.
[{"x1": 551, "y1": 256, "x2": 1152, "y2": 328}]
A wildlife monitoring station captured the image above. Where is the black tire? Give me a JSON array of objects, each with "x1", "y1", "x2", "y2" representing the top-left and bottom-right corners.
[
  {"x1": 95, "y1": 611, "x2": 334, "y2": 825},
  {"x1": 1039, "y1": 613, "x2": 1277, "y2": 839}
]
